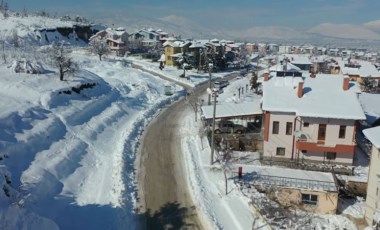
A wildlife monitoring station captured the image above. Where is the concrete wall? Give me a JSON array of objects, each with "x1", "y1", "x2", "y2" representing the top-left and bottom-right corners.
[
  {"x1": 300, "y1": 151, "x2": 354, "y2": 165},
  {"x1": 274, "y1": 188, "x2": 338, "y2": 214},
  {"x1": 365, "y1": 146, "x2": 380, "y2": 225}
]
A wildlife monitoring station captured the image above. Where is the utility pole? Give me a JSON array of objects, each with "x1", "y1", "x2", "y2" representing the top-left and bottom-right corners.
[
  {"x1": 210, "y1": 91, "x2": 217, "y2": 165},
  {"x1": 208, "y1": 63, "x2": 213, "y2": 105}
]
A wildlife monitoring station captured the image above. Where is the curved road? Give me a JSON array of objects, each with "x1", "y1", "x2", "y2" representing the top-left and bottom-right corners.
[{"x1": 137, "y1": 69, "x2": 238, "y2": 229}]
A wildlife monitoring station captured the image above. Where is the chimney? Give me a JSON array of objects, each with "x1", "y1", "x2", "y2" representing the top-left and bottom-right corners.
[
  {"x1": 297, "y1": 81, "x2": 304, "y2": 98},
  {"x1": 264, "y1": 72, "x2": 269, "y2": 81},
  {"x1": 343, "y1": 76, "x2": 349, "y2": 91}
]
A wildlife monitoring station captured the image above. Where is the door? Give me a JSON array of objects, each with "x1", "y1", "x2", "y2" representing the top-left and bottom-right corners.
[{"x1": 318, "y1": 124, "x2": 326, "y2": 144}]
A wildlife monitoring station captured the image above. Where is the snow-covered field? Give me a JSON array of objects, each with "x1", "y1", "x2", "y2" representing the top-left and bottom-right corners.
[{"x1": 0, "y1": 50, "x2": 189, "y2": 229}]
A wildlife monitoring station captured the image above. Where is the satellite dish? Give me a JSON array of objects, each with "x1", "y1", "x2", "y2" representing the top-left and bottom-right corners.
[{"x1": 299, "y1": 134, "x2": 308, "y2": 141}]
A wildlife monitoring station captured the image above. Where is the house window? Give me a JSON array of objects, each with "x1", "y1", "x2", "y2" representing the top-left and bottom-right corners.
[
  {"x1": 272, "y1": 121, "x2": 279, "y2": 134},
  {"x1": 318, "y1": 124, "x2": 326, "y2": 142},
  {"x1": 276, "y1": 147, "x2": 285, "y2": 156},
  {"x1": 339, "y1": 125, "x2": 346, "y2": 139},
  {"x1": 326, "y1": 152, "x2": 336, "y2": 160},
  {"x1": 286, "y1": 122, "x2": 293, "y2": 135},
  {"x1": 301, "y1": 194, "x2": 318, "y2": 206},
  {"x1": 301, "y1": 150, "x2": 307, "y2": 154},
  {"x1": 303, "y1": 122, "x2": 309, "y2": 127}
]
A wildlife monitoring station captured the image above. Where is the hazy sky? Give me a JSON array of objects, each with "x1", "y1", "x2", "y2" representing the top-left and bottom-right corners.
[{"x1": 9, "y1": 0, "x2": 380, "y2": 29}]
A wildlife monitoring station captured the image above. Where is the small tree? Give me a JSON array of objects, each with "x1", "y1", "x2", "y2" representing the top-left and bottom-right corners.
[
  {"x1": 89, "y1": 38, "x2": 110, "y2": 61},
  {"x1": 360, "y1": 77, "x2": 376, "y2": 92},
  {"x1": 51, "y1": 42, "x2": 77, "y2": 81}
]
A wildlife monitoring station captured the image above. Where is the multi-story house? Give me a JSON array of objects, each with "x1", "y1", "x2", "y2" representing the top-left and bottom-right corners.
[
  {"x1": 163, "y1": 40, "x2": 191, "y2": 66},
  {"x1": 363, "y1": 126, "x2": 380, "y2": 227},
  {"x1": 262, "y1": 72, "x2": 366, "y2": 165},
  {"x1": 90, "y1": 27, "x2": 129, "y2": 56},
  {"x1": 128, "y1": 28, "x2": 169, "y2": 51}
]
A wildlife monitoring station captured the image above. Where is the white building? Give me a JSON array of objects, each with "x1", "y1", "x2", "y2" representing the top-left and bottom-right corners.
[
  {"x1": 262, "y1": 72, "x2": 366, "y2": 165},
  {"x1": 363, "y1": 126, "x2": 380, "y2": 227}
]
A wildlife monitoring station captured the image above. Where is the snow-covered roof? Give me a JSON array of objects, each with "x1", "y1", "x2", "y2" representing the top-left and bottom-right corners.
[
  {"x1": 337, "y1": 59, "x2": 380, "y2": 78},
  {"x1": 363, "y1": 126, "x2": 380, "y2": 149},
  {"x1": 201, "y1": 101, "x2": 262, "y2": 120},
  {"x1": 262, "y1": 74, "x2": 366, "y2": 120},
  {"x1": 163, "y1": 40, "x2": 190, "y2": 48},
  {"x1": 106, "y1": 27, "x2": 127, "y2": 36},
  {"x1": 359, "y1": 92, "x2": 380, "y2": 125},
  {"x1": 243, "y1": 165, "x2": 337, "y2": 192},
  {"x1": 285, "y1": 54, "x2": 312, "y2": 65},
  {"x1": 269, "y1": 63, "x2": 301, "y2": 72}
]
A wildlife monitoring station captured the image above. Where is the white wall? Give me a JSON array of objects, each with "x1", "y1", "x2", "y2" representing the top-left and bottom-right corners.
[
  {"x1": 299, "y1": 117, "x2": 356, "y2": 146},
  {"x1": 264, "y1": 112, "x2": 296, "y2": 159},
  {"x1": 365, "y1": 146, "x2": 380, "y2": 225}
]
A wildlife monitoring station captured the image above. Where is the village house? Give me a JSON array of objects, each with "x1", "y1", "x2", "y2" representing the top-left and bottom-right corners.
[
  {"x1": 335, "y1": 59, "x2": 380, "y2": 90},
  {"x1": 128, "y1": 28, "x2": 169, "y2": 51},
  {"x1": 163, "y1": 40, "x2": 191, "y2": 66},
  {"x1": 262, "y1": 72, "x2": 366, "y2": 165},
  {"x1": 243, "y1": 165, "x2": 339, "y2": 214},
  {"x1": 283, "y1": 54, "x2": 312, "y2": 71},
  {"x1": 90, "y1": 27, "x2": 129, "y2": 56},
  {"x1": 363, "y1": 126, "x2": 380, "y2": 227},
  {"x1": 245, "y1": 43, "x2": 257, "y2": 54}
]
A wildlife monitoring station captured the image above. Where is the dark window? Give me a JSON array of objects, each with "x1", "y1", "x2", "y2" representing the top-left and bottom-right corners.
[
  {"x1": 326, "y1": 152, "x2": 336, "y2": 160},
  {"x1": 303, "y1": 122, "x2": 309, "y2": 127},
  {"x1": 301, "y1": 150, "x2": 307, "y2": 154},
  {"x1": 302, "y1": 194, "x2": 318, "y2": 206},
  {"x1": 276, "y1": 147, "x2": 285, "y2": 156},
  {"x1": 318, "y1": 124, "x2": 326, "y2": 142},
  {"x1": 272, "y1": 121, "x2": 279, "y2": 134},
  {"x1": 286, "y1": 122, "x2": 293, "y2": 135},
  {"x1": 339, "y1": 125, "x2": 346, "y2": 139}
]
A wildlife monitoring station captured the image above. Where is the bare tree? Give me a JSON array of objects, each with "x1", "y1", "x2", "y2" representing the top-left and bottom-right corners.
[
  {"x1": 22, "y1": 7, "x2": 28, "y2": 17},
  {"x1": 12, "y1": 29, "x2": 19, "y2": 48},
  {"x1": 89, "y1": 38, "x2": 110, "y2": 61},
  {"x1": 0, "y1": 39, "x2": 6, "y2": 63},
  {"x1": 187, "y1": 90, "x2": 202, "y2": 122},
  {"x1": 51, "y1": 42, "x2": 77, "y2": 81},
  {"x1": 0, "y1": 0, "x2": 9, "y2": 18}
]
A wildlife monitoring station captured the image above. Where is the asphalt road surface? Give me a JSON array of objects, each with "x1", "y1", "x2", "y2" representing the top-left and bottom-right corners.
[{"x1": 137, "y1": 71, "x2": 238, "y2": 230}]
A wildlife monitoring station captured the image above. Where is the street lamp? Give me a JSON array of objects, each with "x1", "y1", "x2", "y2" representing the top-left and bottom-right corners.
[{"x1": 208, "y1": 62, "x2": 214, "y2": 105}]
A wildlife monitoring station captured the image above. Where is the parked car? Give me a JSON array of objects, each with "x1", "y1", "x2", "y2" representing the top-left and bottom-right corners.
[
  {"x1": 214, "y1": 80, "x2": 229, "y2": 89},
  {"x1": 214, "y1": 120, "x2": 246, "y2": 134}
]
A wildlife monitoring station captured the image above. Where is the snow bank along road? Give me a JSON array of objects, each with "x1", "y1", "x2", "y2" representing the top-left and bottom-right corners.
[{"x1": 137, "y1": 68, "x2": 203, "y2": 228}]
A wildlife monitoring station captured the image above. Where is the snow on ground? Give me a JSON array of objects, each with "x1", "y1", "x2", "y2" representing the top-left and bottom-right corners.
[
  {"x1": 126, "y1": 56, "x2": 234, "y2": 88},
  {"x1": 0, "y1": 51, "x2": 185, "y2": 229},
  {"x1": 177, "y1": 75, "x2": 361, "y2": 229},
  {"x1": 0, "y1": 46, "x2": 367, "y2": 230}
]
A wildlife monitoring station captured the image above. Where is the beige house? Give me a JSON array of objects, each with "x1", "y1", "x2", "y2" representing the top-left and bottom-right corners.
[
  {"x1": 246, "y1": 166, "x2": 338, "y2": 214},
  {"x1": 363, "y1": 126, "x2": 380, "y2": 227},
  {"x1": 262, "y1": 72, "x2": 366, "y2": 165}
]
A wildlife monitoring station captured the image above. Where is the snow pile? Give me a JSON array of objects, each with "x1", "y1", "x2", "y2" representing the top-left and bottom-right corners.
[{"x1": 9, "y1": 59, "x2": 46, "y2": 74}]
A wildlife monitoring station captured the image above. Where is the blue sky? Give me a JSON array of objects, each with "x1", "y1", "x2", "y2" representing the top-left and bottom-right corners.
[{"x1": 9, "y1": 0, "x2": 380, "y2": 29}]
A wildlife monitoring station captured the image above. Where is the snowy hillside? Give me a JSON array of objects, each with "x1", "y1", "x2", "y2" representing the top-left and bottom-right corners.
[
  {"x1": 0, "y1": 51, "x2": 185, "y2": 229},
  {"x1": 0, "y1": 13, "x2": 104, "y2": 46}
]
